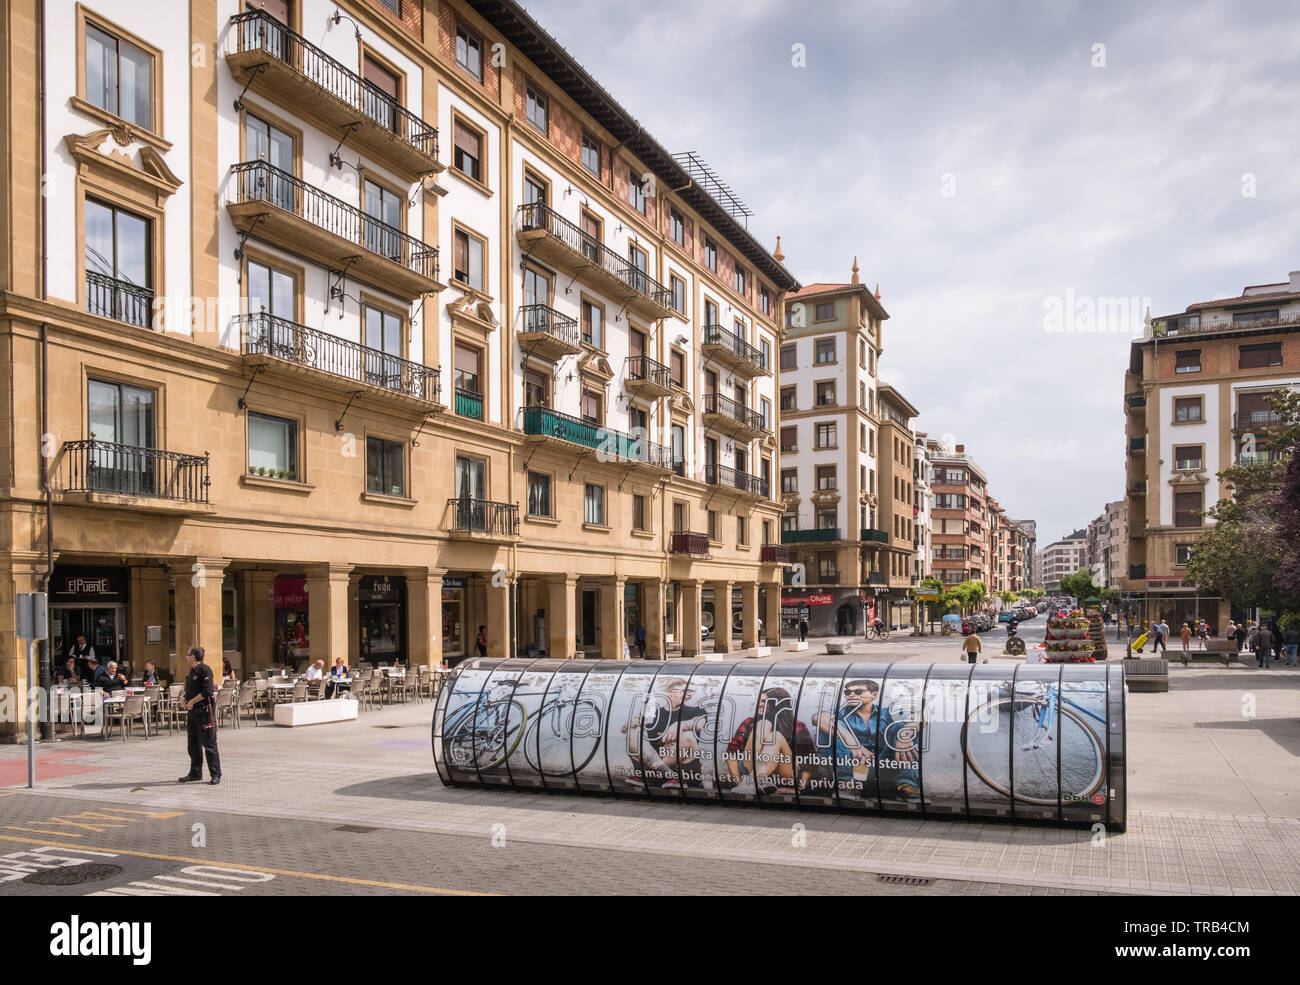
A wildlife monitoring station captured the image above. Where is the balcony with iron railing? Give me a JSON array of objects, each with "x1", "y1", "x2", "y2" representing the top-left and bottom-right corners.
[
  {"x1": 702, "y1": 392, "x2": 765, "y2": 440},
  {"x1": 1157, "y1": 313, "x2": 1300, "y2": 338},
  {"x1": 1125, "y1": 392, "x2": 1147, "y2": 412},
  {"x1": 670, "y1": 531, "x2": 710, "y2": 556},
  {"x1": 446, "y1": 497, "x2": 519, "y2": 539},
  {"x1": 1233, "y1": 409, "x2": 1284, "y2": 431},
  {"x1": 624, "y1": 355, "x2": 673, "y2": 399},
  {"x1": 701, "y1": 323, "x2": 769, "y2": 378},
  {"x1": 517, "y1": 304, "x2": 581, "y2": 360},
  {"x1": 867, "y1": 572, "x2": 887, "y2": 586},
  {"x1": 226, "y1": 8, "x2": 440, "y2": 177},
  {"x1": 781, "y1": 527, "x2": 840, "y2": 545},
  {"x1": 1128, "y1": 436, "x2": 1146, "y2": 453},
  {"x1": 227, "y1": 160, "x2": 441, "y2": 298},
  {"x1": 860, "y1": 528, "x2": 889, "y2": 544},
  {"x1": 522, "y1": 405, "x2": 674, "y2": 471},
  {"x1": 703, "y1": 463, "x2": 769, "y2": 499},
  {"x1": 1128, "y1": 479, "x2": 1147, "y2": 496},
  {"x1": 515, "y1": 203, "x2": 673, "y2": 319},
  {"x1": 759, "y1": 545, "x2": 790, "y2": 564},
  {"x1": 85, "y1": 270, "x2": 153, "y2": 329},
  {"x1": 58, "y1": 438, "x2": 211, "y2": 512},
  {"x1": 237, "y1": 312, "x2": 440, "y2": 406},
  {"x1": 455, "y1": 388, "x2": 483, "y2": 420}
]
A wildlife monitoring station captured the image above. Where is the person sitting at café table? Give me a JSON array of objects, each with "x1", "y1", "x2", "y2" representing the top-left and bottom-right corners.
[
  {"x1": 221, "y1": 656, "x2": 236, "y2": 681},
  {"x1": 142, "y1": 661, "x2": 161, "y2": 686},
  {"x1": 83, "y1": 656, "x2": 101, "y2": 685},
  {"x1": 305, "y1": 659, "x2": 325, "y2": 683},
  {"x1": 324, "y1": 657, "x2": 349, "y2": 698},
  {"x1": 94, "y1": 660, "x2": 128, "y2": 692},
  {"x1": 56, "y1": 657, "x2": 80, "y2": 684}
]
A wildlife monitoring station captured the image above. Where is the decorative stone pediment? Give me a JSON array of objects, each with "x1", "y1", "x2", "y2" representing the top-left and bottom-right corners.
[
  {"x1": 1168, "y1": 470, "x2": 1208, "y2": 488},
  {"x1": 759, "y1": 433, "x2": 776, "y2": 454},
  {"x1": 577, "y1": 349, "x2": 614, "y2": 383},
  {"x1": 670, "y1": 390, "x2": 695, "y2": 415},
  {"x1": 446, "y1": 289, "x2": 497, "y2": 338},
  {"x1": 64, "y1": 129, "x2": 182, "y2": 202}
]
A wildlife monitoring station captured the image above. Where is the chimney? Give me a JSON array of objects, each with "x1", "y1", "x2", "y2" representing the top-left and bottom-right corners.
[
  {"x1": 1290, "y1": 270, "x2": 1300, "y2": 292},
  {"x1": 956, "y1": 444, "x2": 965, "y2": 454}
]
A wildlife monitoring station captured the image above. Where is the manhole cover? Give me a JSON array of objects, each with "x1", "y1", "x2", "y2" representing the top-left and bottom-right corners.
[
  {"x1": 24, "y1": 863, "x2": 123, "y2": 886},
  {"x1": 878, "y1": 874, "x2": 933, "y2": 887},
  {"x1": 333, "y1": 824, "x2": 378, "y2": 834}
]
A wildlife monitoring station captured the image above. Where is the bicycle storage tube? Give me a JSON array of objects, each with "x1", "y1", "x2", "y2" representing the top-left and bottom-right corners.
[{"x1": 433, "y1": 658, "x2": 1127, "y2": 830}]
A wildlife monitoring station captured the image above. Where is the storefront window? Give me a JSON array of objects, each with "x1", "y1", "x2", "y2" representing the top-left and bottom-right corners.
[
  {"x1": 442, "y1": 578, "x2": 465, "y2": 663},
  {"x1": 360, "y1": 575, "x2": 406, "y2": 664},
  {"x1": 273, "y1": 575, "x2": 309, "y2": 668}
]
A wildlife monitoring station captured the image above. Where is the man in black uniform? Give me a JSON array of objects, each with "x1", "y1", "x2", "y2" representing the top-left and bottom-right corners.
[{"x1": 178, "y1": 646, "x2": 221, "y2": 785}]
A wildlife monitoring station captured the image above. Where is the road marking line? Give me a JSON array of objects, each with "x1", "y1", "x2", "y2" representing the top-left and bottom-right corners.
[
  {"x1": 152, "y1": 875, "x2": 247, "y2": 890},
  {"x1": 3, "y1": 827, "x2": 83, "y2": 838},
  {"x1": 0, "y1": 834, "x2": 493, "y2": 896}
]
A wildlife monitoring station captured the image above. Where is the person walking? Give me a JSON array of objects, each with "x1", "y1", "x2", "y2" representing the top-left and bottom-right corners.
[
  {"x1": 1255, "y1": 624, "x2": 1274, "y2": 669},
  {"x1": 1180, "y1": 623, "x2": 1192, "y2": 666},
  {"x1": 798, "y1": 617, "x2": 808, "y2": 643},
  {"x1": 635, "y1": 624, "x2": 647, "y2": 659},
  {"x1": 476, "y1": 625, "x2": 488, "y2": 657},
  {"x1": 177, "y1": 646, "x2": 221, "y2": 785},
  {"x1": 1150, "y1": 620, "x2": 1164, "y2": 655},
  {"x1": 1284, "y1": 624, "x2": 1299, "y2": 667},
  {"x1": 1234, "y1": 622, "x2": 1247, "y2": 658},
  {"x1": 962, "y1": 629, "x2": 983, "y2": 664},
  {"x1": 1199, "y1": 621, "x2": 1210, "y2": 650}
]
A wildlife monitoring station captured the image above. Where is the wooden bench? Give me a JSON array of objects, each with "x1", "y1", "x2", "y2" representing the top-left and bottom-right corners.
[
  {"x1": 1122, "y1": 657, "x2": 1169, "y2": 692},
  {"x1": 273, "y1": 699, "x2": 358, "y2": 727}
]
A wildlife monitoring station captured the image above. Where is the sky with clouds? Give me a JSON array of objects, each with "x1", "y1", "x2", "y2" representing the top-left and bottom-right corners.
[{"x1": 523, "y1": 0, "x2": 1300, "y2": 545}]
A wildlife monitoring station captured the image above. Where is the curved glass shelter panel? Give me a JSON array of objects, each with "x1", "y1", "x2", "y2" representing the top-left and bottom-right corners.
[
  {"x1": 677, "y1": 663, "x2": 737, "y2": 801},
  {"x1": 920, "y1": 664, "x2": 974, "y2": 816},
  {"x1": 433, "y1": 659, "x2": 1127, "y2": 829},
  {"x1": 792, "y1": 661, "x2": 850, "y2": 808},
  {"x1": 574, "y1": 662, "x2": 631, "y2": 793},
  {"x1": 505, "y1": 659, "x2": 570, "y2": 790},
  {"x1": 964, "y1": 664, "x2": 1016, "y2": 819},
  {"x1": 712, "y1": 662, "x2": 772, "y2": 804},
  {"x1": 640, "y1": 661, "x2": 711, "y2": 801},
  {"x1": 1009, "y1": 664, "x2": 1065, "y2": 821}
]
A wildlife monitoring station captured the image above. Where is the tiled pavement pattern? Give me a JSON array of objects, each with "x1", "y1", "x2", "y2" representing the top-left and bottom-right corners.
[
  {"x1": 0, "y1": 792, "x2": 1093, "y2": 896},
  {"x1": 3, "y1": 661, "x2": 1296, "y2": 895}
]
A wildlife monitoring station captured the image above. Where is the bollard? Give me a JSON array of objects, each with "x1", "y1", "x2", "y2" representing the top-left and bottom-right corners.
[{"x1": 433, "y1": 657, "x2": 1126, "y2": 830}]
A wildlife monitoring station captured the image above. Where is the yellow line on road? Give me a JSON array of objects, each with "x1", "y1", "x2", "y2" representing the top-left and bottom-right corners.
[{"x1": 0, "y1": 833, "x2": 495, "y2": 896}]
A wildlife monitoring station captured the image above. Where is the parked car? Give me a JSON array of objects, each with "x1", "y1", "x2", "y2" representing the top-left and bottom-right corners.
[
  {"x1": 998, "y1": 610, "x2": 1015, "y2": 623},
  {"x1": 941, "y1": 614, "x2": 964, "y2": 635},
  {"x1": 975, "y1": 614, "x2": 993, "y2": 631}
]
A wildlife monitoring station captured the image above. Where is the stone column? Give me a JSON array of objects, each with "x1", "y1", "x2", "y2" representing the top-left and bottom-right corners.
[
  {"x1": 710, "y1": 580, "x2": 733, "y2": 654},
  {"x1": 601, "y1": 575, "x2": 627, "y2": 660},
  {"x1": 765, "y1": 582, "x2": 783, "y2": 646},
  {"x1": 130, "y1": 565, "x2": 169, "y2": 679},
  {"x1": 0, "y1": 553, "x2": 46, "y2": 743},
  {"x1": 547, "y1": 576, "x2": 577, "y2": 660},
  {"x1": 741, "y1": 580, "x2": 760, "y2": 649},
  {"x1": 172, "y1": 557, "x2": 229, "y2": 682},
  {"x1": 485, "y1": 573, "x2": 513, "y2": 658},
  {"x1": 644, "y1": 579, "x2": 665, "y2": 659},
  {"x1": 306, "y1": 563, "x2": 354, "y2": 669},
  {"x1": 407, "y1": 568, "x2": 445, "y2": 670},
  {"x1": 680, "y1": 580, "x2": 702, "y2": 658},
  {"x1": 243, "y1": 570, "x2": 276, "y2": 674}
]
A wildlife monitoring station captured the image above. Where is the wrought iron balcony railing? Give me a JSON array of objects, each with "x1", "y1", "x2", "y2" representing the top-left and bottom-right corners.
[
  {"x1": 517, "y1": 202, "x2": 672, "y2": 309},
  {"x1": 670, "y1": 531, "x2": 710, "y2": 556},
  {"x1": 1233, "y1": 410, "x2": 1284, "y2": 430},
  {"x1": 703, "y1": 392, "x2": 765, "y2": 432},
  {"x1": 703, "y1": 463, "x2": 769, "y2": 498},
  {"x1": 781, "y1": 528, "x2": 840, "y2": 545},
  {"x1": 229, "y1": 8, "x2": 438, "y2": 162},
  {"x1": 759, "y1": 545, "x2": 790, "y2": 564},
  {"x1": 86, "y1": 270, "x2": 153, "y2": 328},
  {"x1": 236, "y1": 312, "x2": 439, "y2": 402},
  {"x1": 447, "y1": 497, "x2": 519, "y2": 536},
  {"x1": 519, "y1": 304, "x2": 580, "y2": 345},
  {"x1": 625, "y1": 355, "x2": 672, "y2": 389},
  {"x1": 522, "y1": 405, "x2": 674, "y2": 469},
  {"x1": 60, "y1": 439, "x2": 209, "y2": 504},
  {"x1": 229, "y1": 160, "x2": 439, "y2": 283},
  {"x1": 860, "y1": 528, "x2": 889, "y2": 544},
  {"x1": 701, "y1": 323, "x2": 768, "y2": 373}
]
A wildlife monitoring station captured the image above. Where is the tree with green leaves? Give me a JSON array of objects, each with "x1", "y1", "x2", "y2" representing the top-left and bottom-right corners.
[
  {"x1": 998, "y1": 590, "x2": 1017, "y2": 607},
  {"x1": 1058, "y1": 569, "x2": 1098, "y2": 602}
]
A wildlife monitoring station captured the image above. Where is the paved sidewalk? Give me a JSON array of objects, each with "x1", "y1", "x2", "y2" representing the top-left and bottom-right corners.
[{"x1": 2, "y1": 664, "x2": 1297, "y2": 895}]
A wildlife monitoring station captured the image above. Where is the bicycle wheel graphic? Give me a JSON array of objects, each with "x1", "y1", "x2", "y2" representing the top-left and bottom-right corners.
[
  {"x1": 445, "y1": 699, "x2": 526, "y2": 771},
  {"x1": 963, "y1": 699, "x2": 1104, "y2": 805},
  {"x1": 524, "y1": 699, "x2": 604, "y2": 775}
]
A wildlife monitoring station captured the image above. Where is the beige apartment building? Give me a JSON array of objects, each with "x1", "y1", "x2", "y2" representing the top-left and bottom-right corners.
[
  {"x1": 1123, "y1": 271, "x2": 1300, "y2": 629},
  {"x1": 875, "y1": 384, "x2": 919, "y2": 628},
  {"x1": 926, "y1": 439, "x2": 992, "y2": 588},
  {"x1": 0, "y1": 0, "x2": 798, "y2": 740}
]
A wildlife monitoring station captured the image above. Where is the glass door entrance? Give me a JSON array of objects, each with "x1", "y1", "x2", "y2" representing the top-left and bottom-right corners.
[{"x1": 52, "y1": 606, "x2": 125, "y2": 667}]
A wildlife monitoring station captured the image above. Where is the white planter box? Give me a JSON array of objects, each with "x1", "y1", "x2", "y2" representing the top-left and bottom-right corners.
[{"x1": 273, "y1": 699, "x2": 358, "y2": 727}]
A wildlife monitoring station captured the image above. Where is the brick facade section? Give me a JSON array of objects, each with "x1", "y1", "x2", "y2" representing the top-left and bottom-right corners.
[
  {"x1": 366, "y1": 0, "x2": 422, "y2": 42},
  {"x1": 437, "y1": 2, "x2": 499, "y2": 103}
]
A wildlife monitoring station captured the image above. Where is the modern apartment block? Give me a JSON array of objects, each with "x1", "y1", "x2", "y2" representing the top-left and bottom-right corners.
[
  {"x1": 0, "y1": 0, "x2": 799, "y2": 738},
  {"x1": 926, "y1": 439, "x2": 992, "y2": 588},
  {"x1": 1039, "y1": 531, "x2": 1087, "y2": 593},
  {"x1": 1123, "y1": 271, "x2": 1300, "y2": 628},
  {"x1": 1086, "y1": 500, "x2": 1127, "y2": 588},
  {"x1": 991, "y1": 502, "x2": 1030, "y2": 593},
  {"x1": 777, "y1": 263, "x2": 891, "y2": 635},
  {"x1": 876, "y1": 384, "x2": 919, "y2": 629}
]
